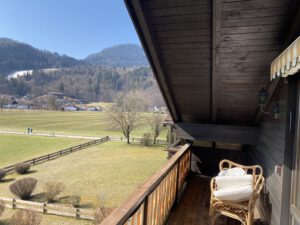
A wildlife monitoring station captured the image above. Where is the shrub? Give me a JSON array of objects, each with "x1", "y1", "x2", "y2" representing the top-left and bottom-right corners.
[
  {"x1": 11, "y1": 210, "x2": 42, "y2": 225},
  {"x1": 94, "y1": 206, "x2": 111, "y2": 224},
  {"x1": 0, "y1": 200, "x2": 5, "y2": 217},
  {"x1": 44, "y1": 182, "x2": 65, "y2": 203},
  {"x1": 9, "y1": 178, "x2": 37, "y2": 200},
  {"x1": 68, "y1": 195, "x2": 81, "y2": 207},
  {"x1": 94, "y1": 195, "x2": 111, "y2": 224},
  {"x1": 0, "y1": 169, "x2": 7, "y2": 181},
  {"x1": 141, "y1": 133, "x2": 152, "y2": 146},
  {"x1": 15, "y1": 162, "x2": 31, "y2": 174}
]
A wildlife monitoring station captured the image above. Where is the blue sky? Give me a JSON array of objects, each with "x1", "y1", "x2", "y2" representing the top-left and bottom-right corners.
[{"x1": 0, "y1": 0, "x2": 140, "y2": 59}]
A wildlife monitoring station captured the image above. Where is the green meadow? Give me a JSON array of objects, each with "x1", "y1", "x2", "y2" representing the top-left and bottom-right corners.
[
  {"x1": 0, "y1": 110, "x2": 167, "y2": 138},
  {"x1": 0, "y1": 134, "x2": 86, "y2": 167},
  {"x1": 0, "y1": 142, "x2": 168, "y2": 225}
]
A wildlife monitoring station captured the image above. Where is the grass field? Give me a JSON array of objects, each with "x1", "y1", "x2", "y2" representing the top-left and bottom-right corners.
[
  {"x1": 0, "y1": 134, "x2": 86, "y2": 168},
  {"x1": 0, "y1": 209, "x2": 92, "y2": 225},
  {"x1": 0, "y1": 141, "x2": 168, "y2": 208},
  {"x1": 0, "y1": 110, "x2": 167, "y2": 138}
]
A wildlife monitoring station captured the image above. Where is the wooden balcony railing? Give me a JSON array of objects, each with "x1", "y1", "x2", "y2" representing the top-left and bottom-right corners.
[{"x1": 100, "y1": 143, "x2": 191, "y2": 225}]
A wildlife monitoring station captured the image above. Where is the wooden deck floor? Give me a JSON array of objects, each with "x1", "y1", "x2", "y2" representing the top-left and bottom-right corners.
[{"x1": 167, "y1": 174, "x2": 255, "y2": 225}]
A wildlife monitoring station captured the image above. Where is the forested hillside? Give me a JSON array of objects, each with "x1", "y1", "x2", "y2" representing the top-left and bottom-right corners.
[
  {"x1": 0, "y1": 38, "x2": 83, "y2": 75},
  {"x1": 0, "y1": 66, "x2": 163, "y2": 105},
  {"x1": 85, "y1": 44, "x2": 148, "y2": 67}
]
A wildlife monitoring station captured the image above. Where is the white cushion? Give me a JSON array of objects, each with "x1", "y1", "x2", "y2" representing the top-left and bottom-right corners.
[
  {"x1": 215, "y1": 175, "x2": 253, "y2": 189},
  {"x1": 213, "y1": 185, "x2": 253, "y2": 202},
  {"x1": 218, "y1": 167, "x2": 246, "y2": 177}
]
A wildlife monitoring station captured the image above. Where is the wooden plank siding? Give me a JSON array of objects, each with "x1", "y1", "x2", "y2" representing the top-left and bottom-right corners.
[
  {"x1": 216, "y1": 0, "x2": 298, "y2": 125},
  {"x1": 248, "y1": 81, "x2": 288, "y2": 225},
  {"x1": 142, "y1": 0, "x2": 212, "y2": 123}
]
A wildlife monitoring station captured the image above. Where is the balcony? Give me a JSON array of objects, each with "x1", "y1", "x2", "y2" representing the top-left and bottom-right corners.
[
  {"x1": 99, "y1": 143, "x2": 191, "y2": 225},
  {"x1": 99, "y1": 143, "x2": 264, "y2": 225}
]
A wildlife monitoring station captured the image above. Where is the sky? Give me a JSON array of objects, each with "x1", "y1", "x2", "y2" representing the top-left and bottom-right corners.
[{"x1": 0, "y1": 0, "x2": 141, "y2": 59}]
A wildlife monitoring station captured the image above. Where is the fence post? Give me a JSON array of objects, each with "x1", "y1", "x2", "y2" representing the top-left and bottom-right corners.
[
  {"x1": 76, "y1": 208, "x2": 80, "y2": 219},
  {"x1": 12, "y1": 198, "x2": 16, "y2": 209},
  {"x1": 48, "y1": 154, "x2": 50, "y2": 160},
  {"x1": 32, "y1": 158, "x2": 35, "y2": 165},
  {"x1": 43, "y1": 203, "x2": 47, "y2": 214}
]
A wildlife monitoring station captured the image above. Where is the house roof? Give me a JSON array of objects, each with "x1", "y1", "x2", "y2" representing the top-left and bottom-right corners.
[{"x1": 125, "y1": 0, "x2": 300, "y2": 126}]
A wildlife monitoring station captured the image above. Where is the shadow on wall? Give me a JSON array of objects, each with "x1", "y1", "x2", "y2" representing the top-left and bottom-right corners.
[{"x1": 191, "y1": 146, "x2": 248, "y2": 177}]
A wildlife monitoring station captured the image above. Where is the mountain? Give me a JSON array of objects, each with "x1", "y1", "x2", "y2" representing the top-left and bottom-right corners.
[
  {"x1": 0, "y1": 38, "x2": 84, "y2": 75},
  {"x1": 85, "y1": 44, "x2": 149, "y2": 67}
]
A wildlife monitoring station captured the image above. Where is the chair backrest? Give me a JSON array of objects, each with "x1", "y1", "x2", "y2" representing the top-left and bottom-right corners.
[{"x1": 219, "y1": 159, "x2": 263, "y2": 188}]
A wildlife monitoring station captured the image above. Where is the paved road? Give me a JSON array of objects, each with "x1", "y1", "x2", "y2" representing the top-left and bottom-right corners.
[{"x1": 0, "y1": 130, "x2": 99, "y2": 140}]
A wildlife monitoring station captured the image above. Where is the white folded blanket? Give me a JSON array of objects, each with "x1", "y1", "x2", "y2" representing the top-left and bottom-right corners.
[
  {"x1": 218, "y1": 167, "x2": 246, "y2": 176},
  {"x1": 215, "y1": 175, "x2": 253, "y2": 189},
  {"x1": 213, "y1": 185, "x2": 253, "y2": 202},
  {"x1": 214, "y1": 167, "x2": 254, "y2": 202}
]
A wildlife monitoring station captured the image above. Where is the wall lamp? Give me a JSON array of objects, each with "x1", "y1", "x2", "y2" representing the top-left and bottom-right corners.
[{"x1": 257, "y1": 87, "x2": 279, "y2": 119}]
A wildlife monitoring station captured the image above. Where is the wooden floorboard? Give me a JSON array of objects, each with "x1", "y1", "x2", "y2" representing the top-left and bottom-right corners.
[{"x1": 167, "y1": 174, "x2": 262, "y2": 225}]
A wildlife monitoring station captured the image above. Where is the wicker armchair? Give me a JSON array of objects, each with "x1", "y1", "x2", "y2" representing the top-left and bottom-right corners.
[{"x1": 210, "y1": 160, "x2": 264, "y2": 225}]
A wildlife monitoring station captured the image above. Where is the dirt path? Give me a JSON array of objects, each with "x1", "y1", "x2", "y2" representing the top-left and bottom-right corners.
[{"x1": 0, "y1": 130, "x2": 99, "y2": 140}]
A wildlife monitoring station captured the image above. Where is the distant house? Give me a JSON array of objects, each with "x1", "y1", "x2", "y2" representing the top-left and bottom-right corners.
[
  {"x1": 63, "y1": 105, "x2": 78, "y2": 111},
  {"x1": 87, "y1": 106, "x2": 101, "y2": 111},
  {"x1": 48, "y1": 92, "x2": 64, "y2": 99},
  {"x1": 3, "y1": 102, "x2": 31, "y2": 110}
]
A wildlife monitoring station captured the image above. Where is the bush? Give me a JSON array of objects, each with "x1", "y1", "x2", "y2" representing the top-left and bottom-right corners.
[
  {"x1": 0, "y1": 200, "x2": 5, "y2": 217},
  {"x1": 9, "y1": 178, "x2": 37, "y2": 200},
  {"x1": 15, "y1": 162, "x2": 31, "y2": 174},
  {"x1": 94, "y1": 195, "x2": 111, "y2": 224},
  {"x1": 44, "y1": 182, "x2": 65, "y2": 203},
  {"x1": 0, "y1": 169, "x2": 7, "y2": 181},
  {"x1": 68, "y1": 195, "x2": 81, "y2": 207},
  {"x1": 141, "y1": 133, "x2": 152, "y2": 146},
  {"x1": 11, "y1": 210, "x2": 42, "y2": 225},
  {"x1": 94, "y1": 206, "x2": 111, "y2": 224}
]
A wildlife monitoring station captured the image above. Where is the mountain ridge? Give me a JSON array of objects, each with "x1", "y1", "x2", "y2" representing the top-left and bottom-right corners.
[
  {"x1": 0, "y1": 38, "x2": 149, "y2": 75},
  {"x1": 85, "y1": 43, "x2": 149, "y2": 67}
]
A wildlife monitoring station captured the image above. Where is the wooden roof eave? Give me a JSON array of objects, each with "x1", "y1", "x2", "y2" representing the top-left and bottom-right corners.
[{"x1": 124, "y1": 0, "x2": 181, "y2": 122}]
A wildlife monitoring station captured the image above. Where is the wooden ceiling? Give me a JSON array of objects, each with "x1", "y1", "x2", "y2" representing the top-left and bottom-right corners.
[{"x1": 126, "y1": 0, "x2": 300, "y2": 126}]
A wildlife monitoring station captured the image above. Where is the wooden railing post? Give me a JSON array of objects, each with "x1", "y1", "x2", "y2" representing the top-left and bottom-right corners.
[
  {"x1": 143, "y1": 195, "x2": 149, "y2": 225},
  {"x1": 173, "y1": 159, "x2": 180, "y2": 209}
]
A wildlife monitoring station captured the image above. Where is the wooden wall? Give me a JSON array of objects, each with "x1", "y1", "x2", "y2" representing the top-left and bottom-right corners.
[
  {"x1": 191, "y1": 146, "x2": 248, "y2": 177},
  {"x1": 249, "y1": 80, "x2": 288, "y2": 225}
]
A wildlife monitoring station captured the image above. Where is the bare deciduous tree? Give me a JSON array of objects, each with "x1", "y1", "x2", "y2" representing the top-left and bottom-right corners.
[
  {"x1": 148, "y1": 113, "x2": 166, "y2": 144},
  {"x1": 0, "y1": 94, "x2": 10, "y2": 109},
  {"x1": 108, "y1": 92, "x2": 142, "y2": 144}
]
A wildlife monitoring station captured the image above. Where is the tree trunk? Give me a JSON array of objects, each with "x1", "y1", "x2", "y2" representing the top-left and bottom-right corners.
[{"x1": 126, "y1": 133, "x2": 131, "y2": 144}]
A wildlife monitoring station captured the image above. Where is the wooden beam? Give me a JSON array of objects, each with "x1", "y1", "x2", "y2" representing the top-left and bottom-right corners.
[
  {"x1": 253, "y1": 4, "x2": 300, "y2": 124},
  {"x1": 175, "y1": 123, "x2": 258, "y2": 145},
  {"x1": 125, "y1": 0, "x2": 180, "y2": 121},
  {"x1": 211, "y1": 0, "x2": 222, "y2": 123}
]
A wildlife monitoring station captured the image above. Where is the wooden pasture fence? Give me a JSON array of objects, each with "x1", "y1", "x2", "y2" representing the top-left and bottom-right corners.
[
  {"x1": 1, "y1": 136, "x2": 110, "y2": 174},
  {"x1": 109, "y1": 136, "x2": 167, "y2": 145},
  {"x1": 0, "y1": 197, "x2": 95, "y2": 220},
  {"x1": 99, "y1": 143, "x2": 191, "y2": 225}
]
